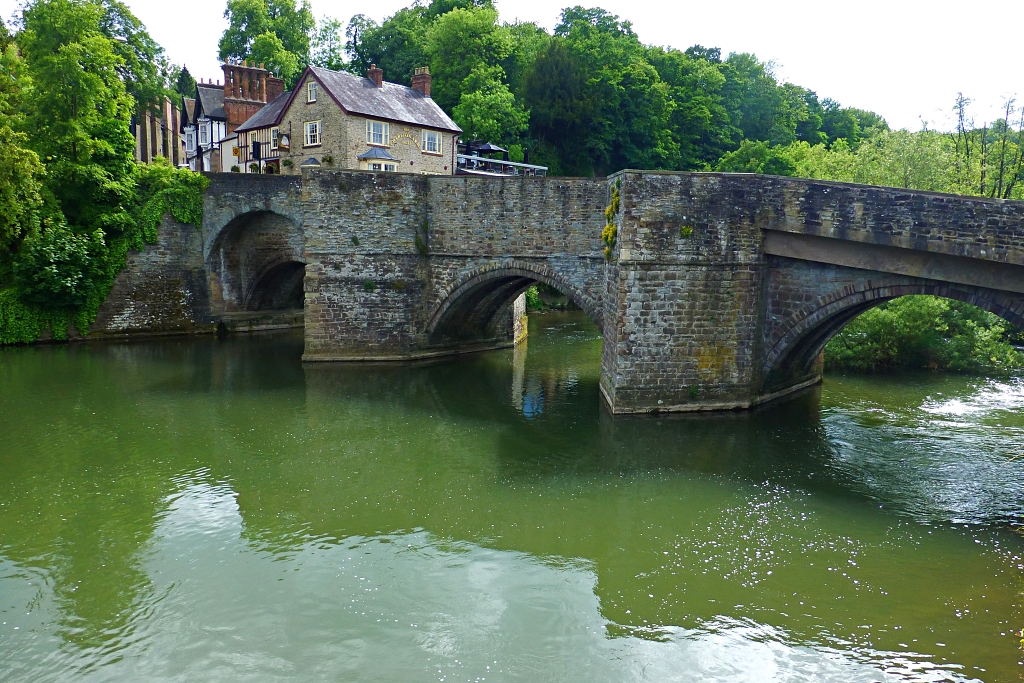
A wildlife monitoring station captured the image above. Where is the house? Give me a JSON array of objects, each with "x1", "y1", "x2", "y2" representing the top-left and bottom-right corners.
[
  {"x1": 180, "y1": 61, "x2": 286, "y2": 172},
  {"x1": 233, "y1": 90, "x2": 291, "y2": 173},
  {"x1": 188, "y1": 80, "x2": 227, "y2": 171},
  {"x1": 236, "y1": 64, "x2": 462, "y2": 175}
]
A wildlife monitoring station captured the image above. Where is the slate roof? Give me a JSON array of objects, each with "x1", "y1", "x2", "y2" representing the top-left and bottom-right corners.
[
  {"x1": 235, "y1": 91, "x2": 292, "y2": 133},
  {"x1": 306, "y1": 66, "x2": 460, "y2": 133},
  {"x1": 195, "y1": 83, "x2": 225, "y2": 120},
  {"x1": 180, "y1": 97, "x2": 196, "y2": 129},
  {"x1": 357, "y1": 146, "x2": 398, "y2": 160}
]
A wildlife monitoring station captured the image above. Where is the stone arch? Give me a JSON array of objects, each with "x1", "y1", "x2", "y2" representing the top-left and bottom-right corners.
[
  {"x1": 206, "y1": 209, "x2": 305, "y2": 314},
  {"x1": 426, "y1": 260, "x2": 603, "y2": 345},
  {"x1": 763, "y1": 281, "x2": 1024, "y2": 391}
]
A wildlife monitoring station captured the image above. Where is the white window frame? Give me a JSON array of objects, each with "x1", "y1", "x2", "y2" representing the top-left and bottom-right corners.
[
  {"x1": 199, "y1": 123, "x2": 208, "y2": 145},
  {"x1": 271, "y1": 127, "x2": 279, "y2": 151},
  {"x1": 370, "y1": 162, "x2": 397, "y2": 172},
  {"x1": 186, "y1": 131, "x2": 194, "y2": 151},
  {"x1": 307, "y1": 80, "x2": 318, "y2": 103},
  {"x1": 366, "y1": 120, "x2": 390, "y2": 146},
  {"x1": 421, "y1": 130, "x2": 441, "y2": 154},
  {"x1": 304, "y1": 120, "x2": 321, "y2": 147}
]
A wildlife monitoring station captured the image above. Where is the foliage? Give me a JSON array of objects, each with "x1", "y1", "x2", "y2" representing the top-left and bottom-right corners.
[
  {"x1": 171, "y1": 64, "x2": 197, "y2": 105},
  {"x1": 219, "y1": 0, "x2": 314, "y2": 86},
  {"x1": 716, "y1": 139, "x2": 796, "y2": 175},
  {"x1": 310, "y1": 16, "x2": 345, "y2": 70},
  {"x1": 601, "y1": 179, "x2": 620, "y2": 260},
  {"x1": 95, "y1": 0, "x2": 168, "y2": 113},
  {"x1": 825, "y1": 296, "x2": 1024, "y2": 374}
]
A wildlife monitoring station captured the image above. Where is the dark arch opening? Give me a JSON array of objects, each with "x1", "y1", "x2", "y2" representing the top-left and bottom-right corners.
[
  {"x1": 764, "y1": 287, "x2": 1024, "y2": 392},
  {"x1": 245, "y1": 261, "x2": 305, "y2": 311},
  {"x1": 427, "y1": 267, "x2": 602, "y2": 347},
  {"x1": 206, "y1": 209, "x2": 302, "y2": 314}
]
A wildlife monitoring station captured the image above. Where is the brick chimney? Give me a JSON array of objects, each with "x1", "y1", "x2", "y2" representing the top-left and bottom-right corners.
[
  {"x1": 367, "y1": 64, "x2": 384, "y2": 87},
  {"x1": 266, "y1": 76, "x2": 285, "y2": 102},
  {"x1": 411, "y1": 66, "x2": 431, "y2": 97}
]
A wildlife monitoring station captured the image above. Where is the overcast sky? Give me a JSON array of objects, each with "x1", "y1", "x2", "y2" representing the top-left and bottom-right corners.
[{"x1": 2, "y1": 0, "x2": 1020, "y2": 132}]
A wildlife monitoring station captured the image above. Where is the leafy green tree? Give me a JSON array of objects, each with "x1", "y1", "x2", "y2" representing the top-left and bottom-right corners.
[
  {"x1": 543, "y1": 7, "x2": 674, "y2": 175},
  {"x1": 219, "y1": 0, "x2": 314, "y2": 85},
  {"x1": 0, "y1": 37, "x2": 44, "y2": 283},
  {"x1": 96, "y1": 0, "x2": 167, "y2": 112},
  {"x1": 523, "y1": 39, "x2": 592, "y2": 174},
  {"x1": 500, "y1": 21, "x2": 549, "y2": 100},
  {"x1": 646, "y1": 46, "x2": 732, "y2": 169},
  {"x1": 424, "y1": 6, "x2": 512, "y2": 113},
  {"x1": 345, "y1": 1, "x2": 490, "y2": 83},
  {"x1": 716, "y1": 139, "x2": 796, "y2": 175},
  {"x1": 452, "y1": 66, "x2": 527, "y2": 145},
  {"x1": 311, "y1": 16, "x2": 345, "y2": 70},
  {"x1": 249, "y1": 31, "x2": 300, "y2": 83},
  {"x1": 825, "y1": 296, "x2": 1023, "y2": 373},
  {"x1": 174, "y1": 65, "x2": 197, "y2": 102},
  {"x1": 20, "y1": 0, "x2": 136, "y2": 236}
]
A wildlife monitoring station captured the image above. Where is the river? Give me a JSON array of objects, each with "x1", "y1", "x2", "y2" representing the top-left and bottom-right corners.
[{"x1": 0, "y1": 311, "x2": 1022, "y2": 682}]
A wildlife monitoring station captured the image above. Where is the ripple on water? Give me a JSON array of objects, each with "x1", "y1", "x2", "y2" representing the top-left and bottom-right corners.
[{"x1": 0, "y1": 480, "x2": 987, "y2": 682}]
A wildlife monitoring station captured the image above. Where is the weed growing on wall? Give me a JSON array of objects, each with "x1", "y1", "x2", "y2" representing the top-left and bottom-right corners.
[{"x1": 601, "y1": 179, "x2": 621, "y2": 261}]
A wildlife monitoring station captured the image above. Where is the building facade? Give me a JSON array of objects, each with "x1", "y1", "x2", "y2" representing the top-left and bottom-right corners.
[
  {"x1": 132, "y1": 96, "x2": 185, "y2": 166},
  {"x1": 180, "y1": 62, "x2": 286, "y2": 172},
  {"x1": 235, "y1": 64, "x2": 461, "y2": 175}
]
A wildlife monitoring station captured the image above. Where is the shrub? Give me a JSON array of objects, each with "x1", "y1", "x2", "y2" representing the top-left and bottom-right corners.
[
  {"x1": 230, "y1": 165, "x2": 240, "y2": 173},
  {"x1": 825, "y1": 295, "x2": 1024, "y2": 374}
]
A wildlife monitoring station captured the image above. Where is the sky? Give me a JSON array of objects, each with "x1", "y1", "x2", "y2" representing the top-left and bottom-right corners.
[{"x1": 2, "y1": 0, "x2": 1021, "y2": 132}]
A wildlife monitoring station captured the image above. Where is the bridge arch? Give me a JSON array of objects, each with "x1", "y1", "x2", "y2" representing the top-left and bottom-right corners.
[
  {"x1": 206, "y1": 209, "x2": 305, "y2": 314},
  {"x1": 763, "y1": 282, "x2": 1024, "y2": 391},
  {"x1": 426, "y1": 260, "x2": 604, "y2": 345}
]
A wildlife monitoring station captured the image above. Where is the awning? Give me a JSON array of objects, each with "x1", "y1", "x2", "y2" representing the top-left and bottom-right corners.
[{"x1": 357, "y1": 147, "x2": 397, "y2": 161}]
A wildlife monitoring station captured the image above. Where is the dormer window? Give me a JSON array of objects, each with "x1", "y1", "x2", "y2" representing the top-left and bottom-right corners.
[{"x1": 307, "y1": 80, "x2": 318, "y2": 103}]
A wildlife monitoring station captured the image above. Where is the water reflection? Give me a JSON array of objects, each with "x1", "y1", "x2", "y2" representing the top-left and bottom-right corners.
[
  {"x1": 0, "y1": 481, "x2": 990, "y2": 683},
  {"x1": 0, "y1": 315, "x2": 1022, "y2": 682}
]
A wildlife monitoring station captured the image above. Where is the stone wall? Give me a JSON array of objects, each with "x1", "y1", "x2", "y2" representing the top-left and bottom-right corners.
[
  {"x1": 301, "y1": 171, "x2": 608, "y2": 360},
  {"x1": 600, "y1": 172, "x2": 767, "y2": 412},
  {"x1": 89, "y1": 215, "x2": 212, "y2": 337}
]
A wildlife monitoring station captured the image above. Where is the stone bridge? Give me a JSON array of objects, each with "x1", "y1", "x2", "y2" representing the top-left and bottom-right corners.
[{"x1": 96, "y1": 170, "x2": 1024, "y2": 414}]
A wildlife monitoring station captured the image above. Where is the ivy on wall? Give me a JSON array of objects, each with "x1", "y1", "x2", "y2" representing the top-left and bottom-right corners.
[{"x1": 0, "y1": 161, "x2": 208, "y2": 346}]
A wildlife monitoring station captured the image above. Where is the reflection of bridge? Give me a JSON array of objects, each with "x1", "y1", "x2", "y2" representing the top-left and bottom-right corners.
[{"x1": 99, "y1": 170, "x2": 1024, "y2": 414}]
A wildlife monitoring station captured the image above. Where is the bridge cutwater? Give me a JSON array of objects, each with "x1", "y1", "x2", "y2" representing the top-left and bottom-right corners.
[{"x1": 90, "y1": 170, "x2": 1024, "y2": 414}]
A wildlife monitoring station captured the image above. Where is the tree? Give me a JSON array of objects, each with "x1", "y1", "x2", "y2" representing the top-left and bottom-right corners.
[
  {"x1": 311, "y1": 16, "x2": 345, "y2": 70},
  {"x1": 173, "y1": 65, "x2": 197, "y2": 100},
  {"x1": 716, "y1": 139, "x2": 796, "y2": 176},
  {"x1": 452, "y1": 66, "x2": 527, "y2": 145},
  {"x1": 249, "y1": 31, "x2": 300, "y2": 83},
  {"x1": 16, "y1": 0, "x2": 136, "y2": 311},
  {"x1": 344, "y1": 1, "x2": 490, "y2": 83},
  {"x1": 0, "y1": 37, "x2": 44, "y2": 282},
  {"x1": 219, "y1": 0, "x2": 314, "y2": 86},
  {"x1": 424, "y1": 6, "x2": 512, "y2": 113},
  {"x1": 523, "y1": 39, "x2": 593, "y2": 174},
  {"x1": 96, "y1": 0, "x2": 167, "y2": 113},
  {"x1": 647, "y1": 46, "x2": 733, "y2": 169}
]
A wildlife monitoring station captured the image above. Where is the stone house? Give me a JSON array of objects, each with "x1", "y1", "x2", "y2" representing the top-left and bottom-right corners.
[{"x1": 234, "y1": 64, "x2": 461, "y2": 175}]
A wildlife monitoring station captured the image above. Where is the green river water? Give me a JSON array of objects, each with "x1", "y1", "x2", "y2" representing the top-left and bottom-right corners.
[{"x1": 1, "y1": 311, "x2": 1022, "y2": 682}]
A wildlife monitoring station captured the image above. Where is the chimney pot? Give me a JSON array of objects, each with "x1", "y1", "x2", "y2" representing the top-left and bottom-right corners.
[{"x1": 367, "y1": 64, "x2": 384, "y2": 87}]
